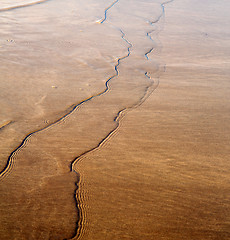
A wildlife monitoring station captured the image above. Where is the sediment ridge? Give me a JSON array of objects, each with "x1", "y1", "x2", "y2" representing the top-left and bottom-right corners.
[
  {"x1": 0, "y1": 0, "x2": 52, "y2": 12},
  {"x1": 71, "y1": 0, "x2": 174, "y2": 239}
]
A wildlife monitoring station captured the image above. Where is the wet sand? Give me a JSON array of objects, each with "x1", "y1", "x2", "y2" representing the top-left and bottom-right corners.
[
  {"x1": 75, "y1": 0, "x2": 230, "y2": 239},
  {"x1": 0, "y1": 0, "x2": 230, "y2": 239}
]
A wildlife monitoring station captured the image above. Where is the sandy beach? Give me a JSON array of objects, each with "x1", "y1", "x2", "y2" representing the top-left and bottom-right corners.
[{"x1": 0, "y1": 0, "x2": 230, "y2": 239}]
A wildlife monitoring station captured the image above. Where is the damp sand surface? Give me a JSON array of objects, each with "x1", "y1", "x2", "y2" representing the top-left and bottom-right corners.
[
  {"x1": 0, "y1": 0, "x2": 230, "y2": 239},
  {"x1": 0, "y1": 0, "x2": 164, "y2": 239},
  {"x1": 75, "y1": 1, "x2": 230, "y2": 239}
]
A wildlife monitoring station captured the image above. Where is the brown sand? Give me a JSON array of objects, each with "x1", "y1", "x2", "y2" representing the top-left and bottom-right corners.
[
  {"x1": 0, "y1": 0, "x2": 230, "y2": 239},
  {"x1": 74, "y1": 0, "x2": 230, "y2": 239},
  {"x1": 0, "y1": 0, "x2": 161, "y2": 238}
]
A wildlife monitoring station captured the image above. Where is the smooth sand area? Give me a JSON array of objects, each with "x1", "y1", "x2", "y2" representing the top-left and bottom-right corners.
[
  {"x1": 75, "y1": 0, "x2": 230, "y2": 239},
  {"x1": 0, "y1": 0, "x2": 230, "y2": 239}
]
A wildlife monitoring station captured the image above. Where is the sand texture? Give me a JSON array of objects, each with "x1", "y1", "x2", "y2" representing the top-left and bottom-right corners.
[{"x1": 0, "y1": 0, "x2": 230, "y2": 239}]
